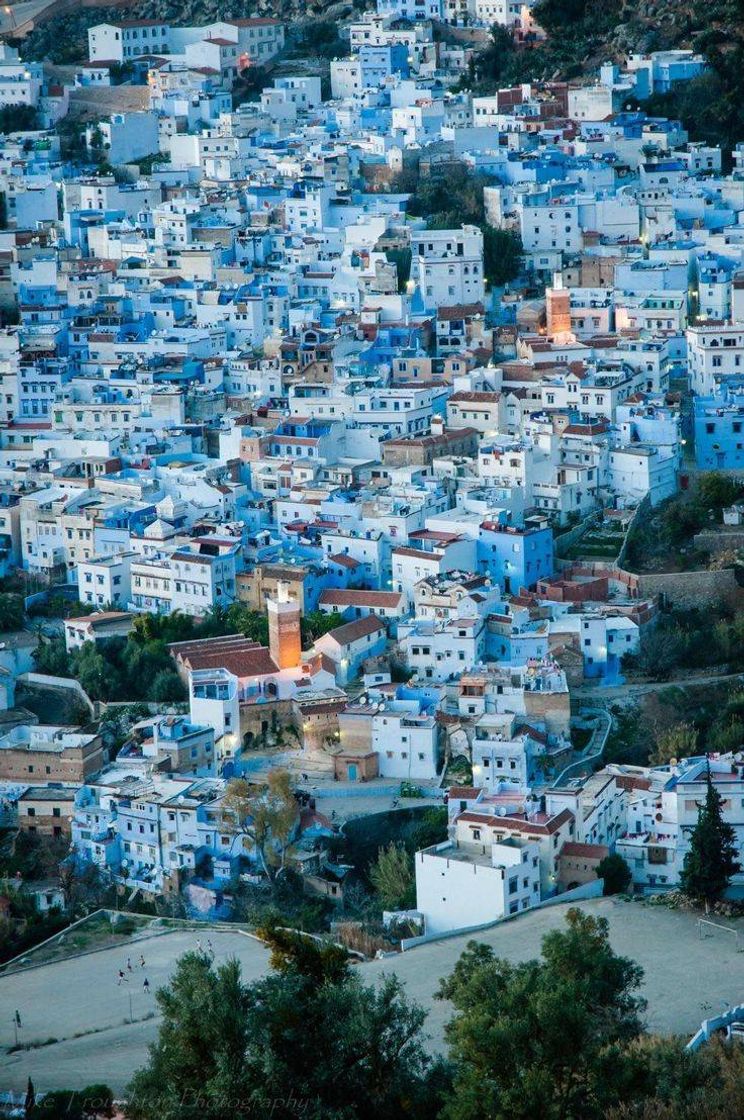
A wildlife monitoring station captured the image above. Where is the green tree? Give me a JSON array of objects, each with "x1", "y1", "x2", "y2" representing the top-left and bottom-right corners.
[
  {"x1": 695, "y1": 472, "x2": 742, "y2": 513},
  {"x1": 127, "y1": 953, "x2": 251, "y2": 1120},
  {"x1": 680, "y1": 765, "x2": 740, "y2": 907},
  {"x1": 0, "y1": 104, "x2": 38, "y2": 134},
  {"x1": 386, "y1": 247, "x2": 412, "y2": 292},
  {"x1": 369, "y1": 841, "x2": 415, "y2": 910},
  {"x1": 633, "y1": 627, "x2": 684, "y2": 681},
  {"x1": 409, "y1": 806, "x2": 448, "y2": 851},
  {"x1": 650, "y1": 722, "x2": 698, "y2": 767},
  {"x1": 127, "y1": 935, "x2": 443, "y2": 1120},
  {"x1": 438, "y1": 907, "x2": 646, "y2": 1120},
  {"x1": 259, "y1": 923, "x2": 350, "y2": 984},
  {"x1": 607, "y1": 1034, "x2": 744, "y2": 1119},
  {"x1": 0, "y1": 591, "x2": 24, "y2": 631},
  {"x1": 221, "y1": 770, "x2": 299, "y2": 880},
  {"x1": 596, "y1": 853, "x2": 632, "y2": 896},
  {"x1": 483, "y1": 226, "x2": 523, "y2": 287},
  {"x1": 703, "y1": 715, "x2": 743, "y2": 756},
  {"x1": 74, "y1": 643, "x2": 122, "y2": 701},
  {"x1": 33, "y1": 635, "x2": 73, "y2": 677},
  {"x1": 455, "y1": 25, "x2": 520, "y2": 93},
  {"x1": 301, "y1": 609, "x2": 345, "y2": 647},
  {"x1": 26, "y1": 1083, "x2": 113, "y2": 1120},
  {"x1": 295, "y1": 20, "x2": 348, "y2": 59},
  {"x1": 227, "y1": 604, "x2": 269, "y2": 646},
  {"x1": 149, "y1": 669, "x2": 187, "y2": 703}
]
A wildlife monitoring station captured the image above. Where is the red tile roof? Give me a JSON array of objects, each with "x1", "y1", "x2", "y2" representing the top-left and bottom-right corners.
[
  {"x1": 448, "y1": 786, "x2": 484, "y2": 799},
  {"x1": 456, "y1": 807, "x2": 574, "y2": 835},
  {"x1": 322, "y1": 614, "x2": 386, "y2": 647},
  {"x1": 560, "y1": 841, "x2": 609, "y2": 859},
  {"x1": 318, "y1": 589, "x2": 403, "y2": 608}
]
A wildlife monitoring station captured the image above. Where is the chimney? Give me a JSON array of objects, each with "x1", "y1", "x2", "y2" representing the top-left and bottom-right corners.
[
  {"x1": 431, "y1": 415, "x2": 445, "y2": 437},
  {"x1": 267, "y1": 581, "x2": 302, "y2": 670}
]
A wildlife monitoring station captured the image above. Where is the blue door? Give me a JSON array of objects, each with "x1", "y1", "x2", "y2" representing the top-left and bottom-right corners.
[{"x1": 348, "y1": 764, "x2": 358, "y2": 781}]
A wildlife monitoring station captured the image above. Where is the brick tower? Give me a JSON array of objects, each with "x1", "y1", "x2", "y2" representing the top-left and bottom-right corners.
[{"x1": 267, "y1": 581, "x2": 302, "y2": 670}]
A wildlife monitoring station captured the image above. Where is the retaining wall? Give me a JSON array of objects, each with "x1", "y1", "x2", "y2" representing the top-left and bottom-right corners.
[{"x1": 637, "y1": 567, "x2": 739, "y2": 609}]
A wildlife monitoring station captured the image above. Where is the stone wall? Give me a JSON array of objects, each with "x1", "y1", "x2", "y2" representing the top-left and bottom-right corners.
[
  {"x1": 239, "y1": 698, "x2": 294, "y2": 745},
  {"x1": 616, "y1": 495, "x2": 650, "y2": 570},
  {"x1": 536, "y1": 575, "x2": 609, "y2": 602},
  {"x1": 636, "y1": 567, "x2": 739, "y2": 609},
  {"x1": 523, "y1": 689, "x2": 571, "y2": 735},
  {"x1": 554, "y1": 510, "x2": 602, "y2": 560},
  {"x1": 693, "y1": 530, "x2": 744, "y2": 555}
]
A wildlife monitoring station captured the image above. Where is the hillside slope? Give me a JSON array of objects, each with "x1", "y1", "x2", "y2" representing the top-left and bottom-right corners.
[
  {"x1": 20, "y1": 0, "x2": 359, "y2": 63},
  {"x1": 462, "y1": 1, "x2": 744, "y2": 156}
]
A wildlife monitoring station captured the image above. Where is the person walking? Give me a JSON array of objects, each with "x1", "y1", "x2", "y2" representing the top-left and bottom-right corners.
[
  {"x1": 207, "y1": 938, "x2": 214, "y2": 959},
  {"x1": 127, "y1": 957, "x2": 133, "y2": 972},
  {"x1": 117, "y1": 970, "x2": 128, "y2": 986},
  {"x1": 143, "y1": 977, "x2": 150, "y2": 995},
  {"x1": 139, "y1": 954, "x2": 145, "y2": 968}
]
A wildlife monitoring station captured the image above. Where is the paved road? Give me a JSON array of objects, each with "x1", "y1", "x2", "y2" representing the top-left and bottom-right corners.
[
  {"x1": 572, "y1": 670, "x2": 744, "y2": 701},
  {"x1": 0, "y1": 0, "x2": 49, "y2": 33},
  {"x1": 2, "y1": 900, "x2": 743, "y2": 1093},
  {"x1": 551, "y1": 708, "x2": 612, "y2": 787}
]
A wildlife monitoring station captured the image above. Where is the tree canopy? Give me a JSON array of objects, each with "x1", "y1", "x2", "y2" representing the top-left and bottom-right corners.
[
  {"x1": 127, "y1": 932, "x2": 443, "y2": 1120},
  {"x1": 221, "y1": 770, "x2": 299, "y2": 879},
  {"x1": 438, "y1": 907, "x2": 646, "y2": 1120},
  {"x1": 0, "y1": 591, "x2": 24, "y2": 631},
  {"x1": 120, "y1": 905, "x2": 744, "y2": 1118},
  {"x1": 369, "y1": 841, "x2": 416, "y2": 910},
  {"x1": 394, "y1": 163, "x2": 523, "y2": 288},
  {"x1": 680, "y1": 765, "x2": 740, "y2": 906},
  {"x1": 32, "y1": 603, "x2": 281, "y2": 703},
  {"x1": 650, "y1": 722, "x2": 698, "y2": 767},
  {"x1": 597, "y1": 853, "x2": 632, "y2": 896}
]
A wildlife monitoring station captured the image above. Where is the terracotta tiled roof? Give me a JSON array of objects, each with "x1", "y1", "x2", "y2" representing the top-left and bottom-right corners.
[
  {"x1": 560, "y1": 841, "x2": 609, "y2": 859},
  {"x1": 322, "y1": 614, "x2": 386, "y2": 647}
]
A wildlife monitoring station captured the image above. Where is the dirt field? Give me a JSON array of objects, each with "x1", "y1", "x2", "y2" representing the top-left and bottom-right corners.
[{"x1": 1, "y1": 899, "x2": 742, "y2": 1094}]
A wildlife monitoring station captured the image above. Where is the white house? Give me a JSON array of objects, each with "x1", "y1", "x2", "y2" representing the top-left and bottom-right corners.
[
  {"x1": 371, "y1": 700, "x2": 439, "y2": 780},
  {"x1": 608, "y1": 445, "x2": 678, "y2": 507},
  {"x1": 411, "y1": 226, "x2": 485, "y2": 311},
  {"x1": 85, "y1": 112, "x2": 160, "y2": 164},
  {"x1": 188, "y1": 667, "x2": 241, "y2": 766},
  {"x1": 77, "y1": 552, "x2": 133, "y2": 610},
  {"x1": 315, "y1": 615, "x2": 388, "y2": 687},
  {"x1": 88, "y1": 21, "x2": 170, "y2": 64},
  {"x1": 0, "y1": 45, "x2": 44, "y2": 108},
  {"x1": 415, "y1": 827, "x2": 541, "y2": 935},
  {"x1": 170, "y1": 548, "x2": 237, "y2": 617}
]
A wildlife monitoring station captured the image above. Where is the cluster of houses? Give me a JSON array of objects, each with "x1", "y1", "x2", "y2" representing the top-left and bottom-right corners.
[{"x1": 0, "y1": 1, "x2": 742, "y2": 932}]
